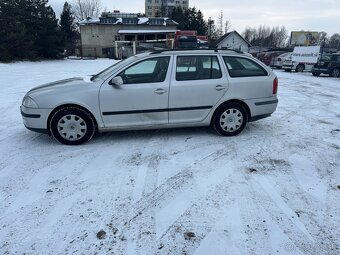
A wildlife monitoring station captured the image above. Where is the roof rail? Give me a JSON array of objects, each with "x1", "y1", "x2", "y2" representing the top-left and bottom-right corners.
[{"x1": 150, "y1": 48, "x2": 245, "y2": 54}]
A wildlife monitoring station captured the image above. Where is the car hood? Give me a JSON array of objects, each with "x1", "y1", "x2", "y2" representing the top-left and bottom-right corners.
[{"x1": 28, "y1": 77, "x2": 90, "y2": 93}]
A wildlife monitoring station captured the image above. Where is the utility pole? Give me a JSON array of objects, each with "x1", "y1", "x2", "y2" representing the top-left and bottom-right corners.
[
  {"x1": 208, "y1": 17, "x2": 214, "y2": 46},
  {"x1": 218, "y1": 11, "x2": 223, "y2": 36}
]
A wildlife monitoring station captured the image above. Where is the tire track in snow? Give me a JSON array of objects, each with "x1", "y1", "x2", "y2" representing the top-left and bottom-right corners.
[{"x1": 103, "y1": 144, "x2": 233, "y2": 255}]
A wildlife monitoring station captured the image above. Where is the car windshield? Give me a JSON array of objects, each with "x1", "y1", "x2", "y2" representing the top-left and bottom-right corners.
[{"x1": 91, "y1": 56, "x2": 136, "y2": 81}]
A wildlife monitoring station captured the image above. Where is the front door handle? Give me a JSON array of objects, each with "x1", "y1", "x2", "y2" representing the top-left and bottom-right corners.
[
  {"x1": 215, "y1": 85, "x2": 226, "y2": 91},
  {"x1": 154, "y1": 88, "x2": 167, "y2": 94}
]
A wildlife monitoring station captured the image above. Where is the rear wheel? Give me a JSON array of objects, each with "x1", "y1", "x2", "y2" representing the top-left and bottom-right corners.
[
  {"x1": 213, "y1": 103, "x2": 248, "y2": 136},
  {"x1": 50, "y1": 107, "x2": 96, "y2": 145},
  {"x1": 312, "y1": 72, "x2": 320, "y2": 77},
  {"x1": 330, "y1": 68, "x2": 340, "y2": 78},
  {"x1": 295, "y1": 64, "x2": 305, "y2": 72}
]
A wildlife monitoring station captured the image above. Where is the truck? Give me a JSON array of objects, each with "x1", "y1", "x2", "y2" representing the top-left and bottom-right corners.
[
  {"x1": 174, "y1": 31, "x2": 198, "y2": 49},
  {"x1": 282, "y1": 46, "x2": 320, "y2": 72}
]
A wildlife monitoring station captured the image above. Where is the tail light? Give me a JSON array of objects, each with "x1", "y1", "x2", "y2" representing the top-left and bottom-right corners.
[{"x1": 273, "y1": 77, "x2": 278, "y2": 94}]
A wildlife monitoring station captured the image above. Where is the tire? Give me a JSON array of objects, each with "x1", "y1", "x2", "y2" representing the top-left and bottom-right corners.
[
  {"x1": 312, "y1": 72, "x2": 320, "y2": 77},
  {"x1": 50, "y1": 107, "x2": 96, "y2": 145},
  {"x1": 295, "y1": 64, "x2": 305, "y2": 72},
  {"x1": 330, "y1": 68, "x2": 340, "y2": 78},
  {"x1": 213, "y1": 103, "x2": 248, "y2": 136}
]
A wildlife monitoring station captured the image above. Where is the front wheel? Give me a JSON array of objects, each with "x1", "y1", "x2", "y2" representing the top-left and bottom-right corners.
[
  {"x1": 213, "y1": 103, "x2": 248, "y2": 136},
  {"x1": 50, "y1": 107, "x2": 96, "y2": 145},
  {"x1": 330, "y1": 68, "x2": 340, "y2": 78},
  {"x1": 312, "y1": 72, "x2": 320, "y2": 77}
]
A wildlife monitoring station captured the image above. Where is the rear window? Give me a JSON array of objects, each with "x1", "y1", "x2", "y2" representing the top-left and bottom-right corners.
[
  {"x1": 176, "y1": 56, "x2": 222, "y2": 81},
  {"x1": 223, "y1": 56, "x2": 268, "y2": 77}
]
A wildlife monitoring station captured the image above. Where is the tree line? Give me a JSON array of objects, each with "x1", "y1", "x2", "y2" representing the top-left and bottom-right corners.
[
  {"x1": 242, "y1": 25, "x2": 340, "y2": 50},
  {"x1": 1, "y1": 1, "x2": 339, "y2": 62}
]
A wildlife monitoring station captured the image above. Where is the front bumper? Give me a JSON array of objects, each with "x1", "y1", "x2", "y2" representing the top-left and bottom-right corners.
[
  {"x1": 311, "y1": 68, "x2": 329, "y2": 74},
  {"x1": 20, "y1": 105, "x2": 52, "y2": 134}
]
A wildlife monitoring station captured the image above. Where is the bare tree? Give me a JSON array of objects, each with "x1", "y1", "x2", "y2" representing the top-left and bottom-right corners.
[{"x1": 73, "y1": 0, "x2": 102, "y2": 22}]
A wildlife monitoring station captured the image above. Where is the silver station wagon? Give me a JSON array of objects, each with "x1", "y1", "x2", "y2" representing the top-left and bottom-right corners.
[{"x1": 21, "y1": 49, "x2": 279, "y2": 145}]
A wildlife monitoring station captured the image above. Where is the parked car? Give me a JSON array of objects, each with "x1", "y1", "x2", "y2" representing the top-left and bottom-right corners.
[
  {"x1": 282, "y1": 55, "x2": 314, "y2": 72},
  {"x1": 259, "y1": 51, "x2": 288, "y2": 66},
  {"x1": 271, "y1": 52, "x2": 292, "y2": 69},
  {"x1": 311, "y1": 53, "x2": 340, "y2": 77},
  {"x1": 21, "y1": 49, "x2": 279, "y2": 145}
]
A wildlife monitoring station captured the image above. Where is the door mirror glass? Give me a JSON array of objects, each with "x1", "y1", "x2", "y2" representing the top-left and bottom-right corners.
[{"x1": 110, "y1": 76, "x2": 124, "y2": 86}]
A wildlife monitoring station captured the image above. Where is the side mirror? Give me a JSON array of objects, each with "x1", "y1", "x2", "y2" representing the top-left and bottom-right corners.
[{"x1": 109, "y1": 76, "x2": 123, "y2": 86}]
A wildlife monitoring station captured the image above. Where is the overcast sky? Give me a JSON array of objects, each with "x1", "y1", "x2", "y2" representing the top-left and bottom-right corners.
[{"x1": 49, "y1": 0, "x2": 340, "y2": 35}]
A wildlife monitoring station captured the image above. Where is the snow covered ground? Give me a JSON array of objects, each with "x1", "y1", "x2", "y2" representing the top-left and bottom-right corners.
[{"x1": 0, "y1": 59, "x2": 339, "y2": 255}]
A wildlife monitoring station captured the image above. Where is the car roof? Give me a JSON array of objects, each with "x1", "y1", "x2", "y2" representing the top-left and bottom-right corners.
[{"x1": 148, "y1": 49, "x2": 247, "y2": 56}]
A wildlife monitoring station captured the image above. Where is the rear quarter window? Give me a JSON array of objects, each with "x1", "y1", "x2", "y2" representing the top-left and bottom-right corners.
[{"x1": 223, "y1": 56, "x2": 268, "y2": 77}]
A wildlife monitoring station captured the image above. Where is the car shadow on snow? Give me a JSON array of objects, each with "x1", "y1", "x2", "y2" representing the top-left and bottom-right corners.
[
  {"x1": 20, "y1": 120, "x2": 275, "y2": 146},
  {"x1": 92, "y1": 126, "x2": 215, "y2": 144}
]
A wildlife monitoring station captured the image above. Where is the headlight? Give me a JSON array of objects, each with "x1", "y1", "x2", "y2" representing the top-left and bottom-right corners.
[{"x1": 22, "y1": 96, "x2": 38, "y2": 108}]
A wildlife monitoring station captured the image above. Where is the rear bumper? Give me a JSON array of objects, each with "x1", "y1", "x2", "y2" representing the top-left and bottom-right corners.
[
  {"x1": 311, "y1": 68, "x2": 329, "y2": 74},
  {"x1": 245, "y1": 97, "x2": 278, "y2": 121}
]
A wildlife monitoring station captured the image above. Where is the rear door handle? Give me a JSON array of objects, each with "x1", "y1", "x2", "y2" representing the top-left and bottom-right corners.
[
  {"x1": 154, "y1": 88, "x2": 167, "y2": 94},
  {"x1": 215, "y1": 85, "x2": 226, "y2": 91}
]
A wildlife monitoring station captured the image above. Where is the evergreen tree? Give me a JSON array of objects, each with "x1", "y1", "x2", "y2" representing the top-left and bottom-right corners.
[
  {"x1": 0, "y1": 0, "x2": 63, "y2": 62},
  {"x1": 170, "y1": 7, "x2": 185, "y2": 30},
  {"x1": 170, "y1": 7, "x2": 208, "y2": 35},
  {"x1": 60, "y1": 2, "x2": 78, "y2": 54}
]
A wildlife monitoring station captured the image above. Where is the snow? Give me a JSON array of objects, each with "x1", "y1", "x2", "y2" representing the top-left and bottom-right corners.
[
  {"x1": 0, "y1": 59, "x2": 339, "y2": 254},
  {"x1": 118, "y1": 29, "x2": 177, "y2": 34},
  {"x1": 138, "y1": 18, "x2": 149, "y2": 24}
]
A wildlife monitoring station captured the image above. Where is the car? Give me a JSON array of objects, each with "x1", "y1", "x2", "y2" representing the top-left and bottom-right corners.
[
  {"x1": 270, "y1": 52, "x2": 292, "y2": 69},
  {"x1": 21, "y1": 49, "x2": 279, "y2": 145},
  {"x1": 259, "y1": 51, "x2": 288, "y2": 66},
  {"x1": 282, "y1": 55, "x2": 314, "y2": 72},
  {"x1": 311, "y1": 53, "x2": 340, "y2": 77}
]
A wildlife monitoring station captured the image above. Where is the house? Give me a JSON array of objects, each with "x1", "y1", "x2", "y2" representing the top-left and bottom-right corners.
[
  {"x1": 214, "y1": 31, "x2": 252, "y2": 52},
  {"x1": 79, "y1": 11, "x2": 178, "y2": 58}
]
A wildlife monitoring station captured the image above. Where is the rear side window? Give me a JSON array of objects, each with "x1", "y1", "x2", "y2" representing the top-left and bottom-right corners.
[
  {"x1": 176, "y1": 56, "x2": 222, "y2": 81},
  {"x1": 223, "y1": 56, "x2": 268, "y2": 77}
]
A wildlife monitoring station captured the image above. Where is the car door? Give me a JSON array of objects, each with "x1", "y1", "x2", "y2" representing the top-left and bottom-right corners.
[
  {"x1": 99, "y1": 56, "x2": 172, "y2": 128},
  {"x1": 169, "y1": 55, "x2": 228, "y2": 124}
]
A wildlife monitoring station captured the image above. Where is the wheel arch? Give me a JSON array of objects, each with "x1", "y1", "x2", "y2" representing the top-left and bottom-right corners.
[
  {"x1": 47, "y1": 104, "x2": 98, "y2": 135},
  {"x1": 296, "y1": 63, "x2": 305, "y2": 72},
  {"x1": 210, "y1": 99, "x2": 251, "y2": 126}
]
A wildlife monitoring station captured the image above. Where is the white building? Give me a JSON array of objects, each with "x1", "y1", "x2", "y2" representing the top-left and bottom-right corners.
[
  {"x1": 145, "y1": 0, "x2": 189, "y2": 17},
  {"x1": 79, "y1": 12, "x2": 178, "y2": 58},
  {"x1": 214, "y1": 31, "x2": 252, "y2": 52}
]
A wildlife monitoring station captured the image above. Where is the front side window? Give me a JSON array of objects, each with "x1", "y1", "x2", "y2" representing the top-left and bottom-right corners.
[
  {"x1": 176, "y1": 56, "x2": 222, "y2": 81},
  {"x1": 223, "y1": 56, "x2": 268, "y2": 77},
  {"x1": 118, "y1": 57, "x2": 170, "y2": 84}
]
